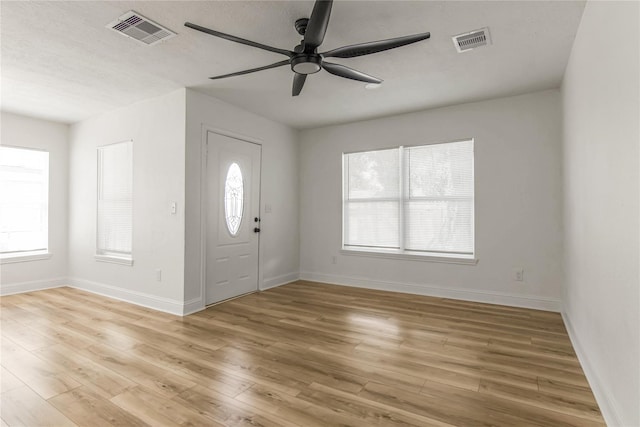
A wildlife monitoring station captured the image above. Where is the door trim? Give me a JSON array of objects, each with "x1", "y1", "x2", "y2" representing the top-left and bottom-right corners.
[{"x1": 199, "y1": 125, "x2": 264, "y2": 307}]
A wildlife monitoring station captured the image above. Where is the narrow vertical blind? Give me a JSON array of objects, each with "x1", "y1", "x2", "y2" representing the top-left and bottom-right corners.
[
  {"x1": 344, "y1": 148, "x2": 400, "y2": 248},
  {"x1": 343, "y1": 140, "x2": 474, "y2": 256},
  {"x1": 404, "y1": 140, "x2": 474, "y2": 254},
  {"x1": 97, "y1": 141, "x2": 132, "y2": 258},
  {"x1": 0, "y1": 146, "x2": 49, "y2": 255}
]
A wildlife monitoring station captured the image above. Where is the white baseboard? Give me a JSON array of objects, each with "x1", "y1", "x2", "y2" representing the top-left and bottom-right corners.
[
  {"x1": 261, "y1": 272, "x2": 299, "y2": 291},
  {"x1": 299, "y1": 271, "x2": 561, "y2": 312},
  {"x1": 1, "y1": 271, "x2": 560, "y2": 317},
  {"x1": 0, "y1": 277, "x2": 67, "y2": 296},
  {"x1": 562, "y1": 311, "x2": 623, "y2": 427},
  {"x1": 67, "y1": 277, "x2": 187, "y2": 316},
  {"x1": 182, "y1": 296, "x2": 205, "y2": 316}
]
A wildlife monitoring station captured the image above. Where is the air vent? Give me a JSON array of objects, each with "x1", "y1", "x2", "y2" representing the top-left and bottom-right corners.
[
  {"x1": 107, "y1": 11, "x2": 176, "y2": 46},
  {"x1": 452, "y1": 27, "x2": 491, "y2": 53}
]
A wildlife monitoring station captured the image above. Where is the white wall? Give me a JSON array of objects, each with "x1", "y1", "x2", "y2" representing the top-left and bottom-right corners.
[
  {"x1": 561, "y1": 1, "x2": 639, "y2": 426},
  {"x1": 299, "y1": 90, "x2": 563, "y2": 311},
  {"x1": 0, "y1": 112, "x2": 69, "y2": 293},
  {"x1": 14, "y1": 87, "x2": 299, "y2": 315},
  {"x1": 184, "y1": 89, "x2": 299, "y2": 309},
  {"x1": 67, "y1": 89, "x2": 187, "y2": 314}
]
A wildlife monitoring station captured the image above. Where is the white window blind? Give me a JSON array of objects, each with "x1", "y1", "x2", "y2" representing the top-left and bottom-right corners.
[
  {"x1": 97, "y1": 141, "x2": 132, "y2": 260},
  {"x1": 404, "y1": 140, "x2": 474, "y2": 254},
  {"x1": 0, "y1": 146, "x2": 49, "y2": 256},
  {"x1": 344, "y1": 148, "x2": 400, "y2": 249},
  {"x1": 343, "y1": 140, "x2": 474, "y2": 257}
]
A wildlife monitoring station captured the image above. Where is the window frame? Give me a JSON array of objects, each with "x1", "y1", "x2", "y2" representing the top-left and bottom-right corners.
[
  {"x1": 341, "y1": 138, "x2": 477, "y2": 264},
  {"x1": 95, "y1": 140, "x2": 133, "y2": 266},
  {"x1": 0, "y1": 145, "x2": 50, "y2": 263}
]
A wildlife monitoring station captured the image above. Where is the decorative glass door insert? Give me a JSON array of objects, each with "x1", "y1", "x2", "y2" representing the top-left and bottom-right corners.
[{"x1": 224, "y1": 162, "x2": 244, "y2": 236}]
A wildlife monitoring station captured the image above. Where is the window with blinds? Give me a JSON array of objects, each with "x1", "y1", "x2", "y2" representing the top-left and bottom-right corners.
[
  {"x1": 0, "y1": 146, "x2": 49, "y2": 258},
  {"x1": 97, "y1": 141, "x2": 133, "y2": 263},
  {"x1": 343, "y1": 139, "x2": 474, "y2": 258}
]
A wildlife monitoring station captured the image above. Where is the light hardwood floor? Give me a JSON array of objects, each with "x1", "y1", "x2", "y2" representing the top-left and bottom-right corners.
[{"x1": 1, "y1": 280, "x2": 604, "y2": 426}]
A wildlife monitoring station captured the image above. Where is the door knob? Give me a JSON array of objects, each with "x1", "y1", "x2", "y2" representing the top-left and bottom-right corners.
[{"x1": 254, "y1": 227, "x2": 261, "y2": 233}]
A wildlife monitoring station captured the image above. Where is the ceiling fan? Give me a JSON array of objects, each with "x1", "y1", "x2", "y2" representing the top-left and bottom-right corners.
[{"x1": 184, "y1": 0, "x2": 430, "y2": 96}]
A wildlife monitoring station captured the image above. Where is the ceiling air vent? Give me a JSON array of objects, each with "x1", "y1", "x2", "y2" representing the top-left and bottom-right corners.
[
  {"x1": 452, "y1": 27, "x2": 491, "y2": 53},
  {"x1": 107, "y1": 11, "x2": 176, "y2": 46}
]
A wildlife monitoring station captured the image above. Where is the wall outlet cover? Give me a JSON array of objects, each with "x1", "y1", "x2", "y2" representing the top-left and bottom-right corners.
[{"x1": 513, "y1": 268, "x2": 524, "y2": 282}]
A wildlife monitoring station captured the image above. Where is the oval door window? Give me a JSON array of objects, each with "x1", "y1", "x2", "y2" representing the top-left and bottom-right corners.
[{"x1": 224, "y1": 162, "x2": 244, "y2": 236}]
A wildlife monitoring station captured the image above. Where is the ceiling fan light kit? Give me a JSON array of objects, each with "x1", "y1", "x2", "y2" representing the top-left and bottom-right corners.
[
  {"x1": 291, "y1": 56, "x2": 322, "y2": 75},
  {"x1": 184, "y1": 0, "x2": 430, "y2": 96}
]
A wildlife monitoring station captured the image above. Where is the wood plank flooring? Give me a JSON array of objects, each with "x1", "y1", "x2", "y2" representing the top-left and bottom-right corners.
[{"x1": 0, "y1": 280, "x2": 604, "y2": 426}]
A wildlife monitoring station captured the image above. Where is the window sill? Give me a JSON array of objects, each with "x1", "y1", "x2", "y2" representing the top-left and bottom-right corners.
[
  {"x1": 340, "y1": 248, "x2": 478, "y2": 265},
  {"x1": 0, "y1": 251, "x2": 51, "y2": 264},
  {"x1": 95, "y1": 254, "x2": 134, "y2": 266}
]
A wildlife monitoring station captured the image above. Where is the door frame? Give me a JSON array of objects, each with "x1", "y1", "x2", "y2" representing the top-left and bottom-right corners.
[{"x1": 199, "y1": 125, "x2": 264, "y2": 306}]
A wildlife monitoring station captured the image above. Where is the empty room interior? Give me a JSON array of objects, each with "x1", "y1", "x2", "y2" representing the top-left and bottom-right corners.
[{"x1": 1, "y1": 0, "x2": 638, "y2": 426}]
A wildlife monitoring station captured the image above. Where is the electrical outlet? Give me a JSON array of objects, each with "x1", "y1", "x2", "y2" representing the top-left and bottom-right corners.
[
  {"x1": 331, "y1": 256, "x2": 337, "y2": 265},
  {"x1": 513, "y1": 268, "x2": 524, "y2": 282},
  {"x1": 156, "y1": 269, "x2": 162, "y2": 282}
]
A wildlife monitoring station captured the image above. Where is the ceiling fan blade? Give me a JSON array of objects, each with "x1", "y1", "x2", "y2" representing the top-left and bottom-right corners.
[
  {"x1": 322, "y1": 32, "x2": 430, "y2": 58},
  {"x1": 322, "y1": 61, "x2": 382, "y2": 84},
  {"x1": 304, "y1": 0, "x2": 333, "y2": 52},
  {"x1": 185, "y1": 22, "x2": 293, "y2": 57},
  {"x1": 209, "y1": 60, "x2": 290, "y2": 80},
  {"x1": 292, "y1": 73, "x2": 307, "y2": 96}
]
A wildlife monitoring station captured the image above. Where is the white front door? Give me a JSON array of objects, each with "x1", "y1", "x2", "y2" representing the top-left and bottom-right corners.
[{"x1": 205, "y1": 131, "x2": 261, "y2": 305}]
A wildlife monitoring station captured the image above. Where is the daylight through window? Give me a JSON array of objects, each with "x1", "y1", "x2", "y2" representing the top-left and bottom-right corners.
[
  {"x1": 0, "y1": 146, "x2": 49, "y2": 257},
  {"x1": 343, "y1": 139, "x2": 474, "y2": 258}
]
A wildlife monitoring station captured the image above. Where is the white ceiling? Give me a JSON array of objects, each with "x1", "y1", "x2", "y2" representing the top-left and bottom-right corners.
[{"x1": 1, "y1": 1, "x2": 585, "y2": 129}]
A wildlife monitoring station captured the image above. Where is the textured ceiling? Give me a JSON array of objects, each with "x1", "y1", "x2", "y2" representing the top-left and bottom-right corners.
[{"x1": 1, "y1": 1, "x2": 585, "y2": 129}]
